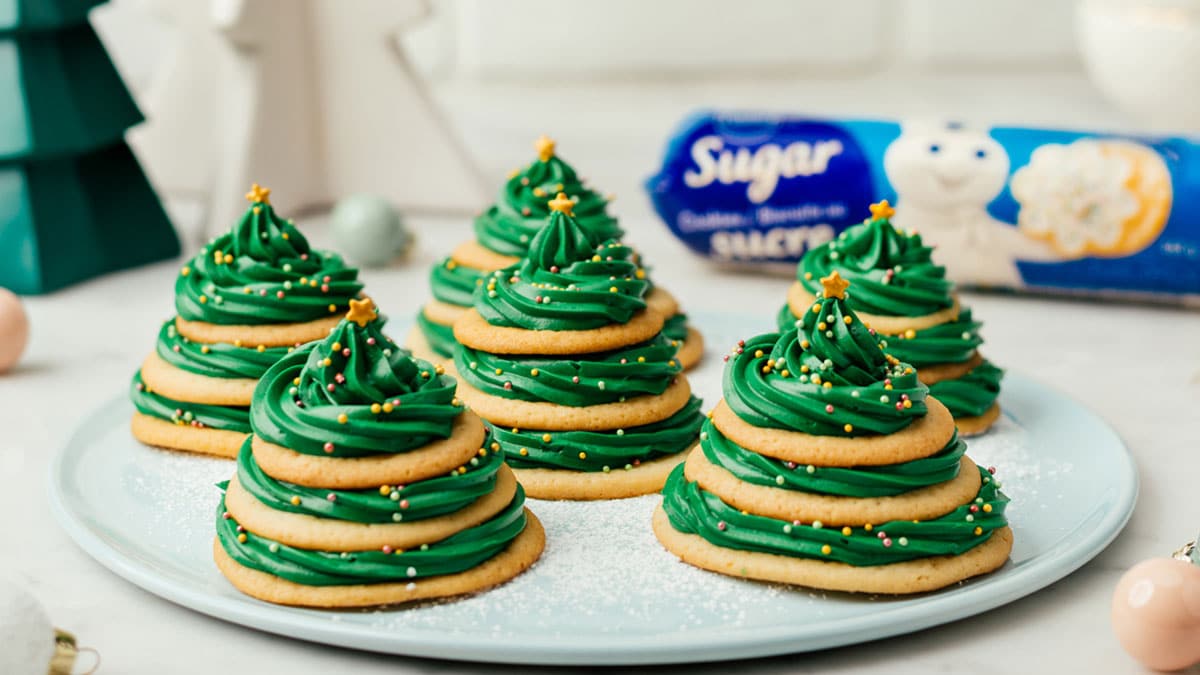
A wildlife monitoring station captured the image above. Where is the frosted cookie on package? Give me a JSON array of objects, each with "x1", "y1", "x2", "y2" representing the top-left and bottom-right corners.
[
  {"x1": 214, "y1": 298, "x2": 543, "y2": 608},
  {"x1": 1011, "y1": 139, "x2": 1172, "y2": 258},
  {"x1": 655, "y1": 273, "x2": 1013, "y2": 595}
]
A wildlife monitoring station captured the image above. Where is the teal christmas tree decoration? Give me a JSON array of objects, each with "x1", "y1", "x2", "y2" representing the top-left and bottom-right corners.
[{"x1": 0, "y1": 0, "x2": 179, "y2": 294}]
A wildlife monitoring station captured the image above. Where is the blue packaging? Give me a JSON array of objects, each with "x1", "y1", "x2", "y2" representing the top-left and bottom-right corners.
[{"x1": 646, "y1": 111, "x2": 1200, "y2": 301}]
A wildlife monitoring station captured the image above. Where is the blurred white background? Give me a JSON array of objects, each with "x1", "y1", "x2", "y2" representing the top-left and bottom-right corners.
[{"x1": 88, "y1": 0, "x2": 1198, "y2": 235}]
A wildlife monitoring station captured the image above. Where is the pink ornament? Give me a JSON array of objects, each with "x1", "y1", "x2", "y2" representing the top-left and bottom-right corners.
[
  {"x1": 0, "y1": 288, "x2": 29, "y2": 373},
  {"x1": 1112, "y1": 554, "x2": 1200, "y2": 671}
]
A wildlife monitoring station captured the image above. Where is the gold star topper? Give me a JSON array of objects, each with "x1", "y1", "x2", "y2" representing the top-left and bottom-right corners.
[
  {"x1": 547, "y1": 192, "x2": 574, "y2": 216},
  {"x1": 820, "y1": 271, "x2": 850, "y2": 300},
  {"x1": 534, "y1": 135, "x2": 556, "y2": 162},
  {"x1": 869, "y1": 200, "x2": 895, "y2": 221},
  {"x1": 345, "y1": 297, "x2": 377, "y2": 327},
  {"x1": 245, "y1": 183, "x2": 271, "y2": 205}
]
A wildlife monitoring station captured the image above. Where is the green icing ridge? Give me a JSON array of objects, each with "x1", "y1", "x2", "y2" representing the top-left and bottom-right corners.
[
  {"x1": 251, "y1": 306, "x2": 463, "y2": 458},
  {"x1": 778, "y1": 304, "x2": 983, "y2": 368},
  {"x1": 662, "y1": 312, "x2": 690, "y2": 342},
  {"x1": 215, "y1": 487, "x2": 529, "y2": 586},
  {"x1": 474, "y1": 212, "x2": 649, "y2": 331},
  {"x1": 661, "y1": 464, "x2": 1008, "y2": 566},
  {"x1": 454, "y1": 334, "x2": 681, "y2": 407},
  {"x1": 429, "y1": 256, "x2": 483, "y2": 308},
  {"x1": 130, "y1": 372, "x2": 250, "y2": 432},
  {"x1": 700, "y1": 418, "x2": 966, "y2": 497},
  {"x1": 414, "y1": 311, "x2": 458, "y2": 359},
  {"x1": 726, "y1": 284, "x2": 926, "y2": 437},
  {"x1": 797, "y1": 215, "x2": 953, "y2": 317},
  {"x1": 176, "y1": 196, "x2": 362, "y2": 325},
  {"x1": 494, "y1": 396, "x2": 703, "y2": 472},
  {"x1": 154, "y1": 319, "x2": 290, "y2": 380},
  {"x1": 473, "y1": 144, "x2": 622, "y2": 258},
  {"x1": 928, "y1": 360, "x2": 1004, "y2": 418},
  {"x1": 234, "y1": 438, "x2": 501, "y2": 523}
]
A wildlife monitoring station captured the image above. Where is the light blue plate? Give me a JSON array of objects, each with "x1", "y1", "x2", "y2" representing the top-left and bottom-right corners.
[{"x1": 48, "y1": 317, "x2": 1137, "y2": 665}]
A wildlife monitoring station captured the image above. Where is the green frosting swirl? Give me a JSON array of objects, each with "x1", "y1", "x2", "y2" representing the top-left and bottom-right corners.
[
  {"x1": 797, "y1": 216, "x2": 953, "y2": 317},
  {"x1": 494, "y1": 396, "x2": 703, "y2": 471},
  {"x1": 928, "y1": 361, "x2": 1004, "y2": 418},
  {"x1": 662, "y1": 313, "x2": 690, "y2": 342},
  {"x1": 414, "y1": 311, "x2": 458, "y2": 360},
  {"x1": 777, "y1": 305, "x2": 984, "y2": 368},
  {"x1": 130, "y1": 372, "x2": 250, "y2": 432},
  {"x1": 454, "y1": 334, "x2": 682, "y2": 406},
  {"x1": 876, "y1": 309, "x2": 984, "y2": 367},
  {"x1": 215, "y1": 487, "x2": 529, "y2": 585},
  {"x1": 154, "y1": 319, "x2": 290, "y2": 380},
  {"x1": 176, "y1": 199, "x2": 362, "y2": 325},
  {"x1": 235, "y1": 438, "x2": 501, "y2": 523},
  {"x1": 474, "y1": 150, "x2": 622, "y2": 258},
  {"x1": 251, "y1": 310, "x2": 464, "y2": 458},
  {"x1": 726, "y1": 289, "x2": 926, "y2": 437},
  {"x1": 700, "y1": 418, "x2": 965, "y2": 497},
  {"x1": 661, "y1": 464, "x2": 1008, "y2": 566},
  {"x1": 474, "y1": 212, "x2": 649, "y2": 331},
  {"x1": 429, "y1": 256, "x2": 484, "y2": 308}
]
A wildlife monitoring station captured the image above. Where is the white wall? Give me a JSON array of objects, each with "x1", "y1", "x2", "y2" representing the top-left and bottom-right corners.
[
  {"x1": 401, "y1": 0, "x2": 1081, "y2": 79},
  {"x1": 96, "y1": 0, "x2": 1085, "y2": 96}
]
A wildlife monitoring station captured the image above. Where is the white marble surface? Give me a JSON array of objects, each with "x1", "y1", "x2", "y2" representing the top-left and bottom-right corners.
[{"x1": 3, "y1": 72, "x2": 1200, "y2": 673}]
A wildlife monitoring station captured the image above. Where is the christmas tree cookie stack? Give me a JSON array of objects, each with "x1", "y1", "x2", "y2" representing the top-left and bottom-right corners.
[
  {"x1": 410, "y1": 136, "x2": 703, "y2": 369},
  {"x1": 214, "y1": 298, "x2": 544, "y2": 607},
  {"x1": 656, "y1": 272, "x2": 1012, "y2": 594},
  {"x1": 778, "y1": 201, "x2": 1003, "y2": 435},
  {"x1": 452, "y1": 194, "x2": 704, "y2": 500},
  {"x1": 130, "y1": 185, "x2": 363, "y2": 457}
]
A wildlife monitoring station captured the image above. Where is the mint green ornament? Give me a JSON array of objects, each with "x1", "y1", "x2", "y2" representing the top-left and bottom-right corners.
[{"x1": 329, "y1": 195, "x2": 411, "y2": 268}]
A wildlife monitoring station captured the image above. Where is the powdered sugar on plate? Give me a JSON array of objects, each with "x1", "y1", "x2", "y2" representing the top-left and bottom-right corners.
[{"x1": 50, "y1": 321, "x2": 1134, "y2": 663}]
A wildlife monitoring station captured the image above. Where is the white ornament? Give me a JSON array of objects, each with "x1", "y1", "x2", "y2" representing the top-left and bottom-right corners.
[{"x1": 0, "y1": 576, "x2": 54, "y2": 675}]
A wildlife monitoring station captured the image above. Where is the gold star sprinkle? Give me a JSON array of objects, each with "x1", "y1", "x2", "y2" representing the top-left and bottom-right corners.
[
  {"x1": 534, "y1": 135, "x2": 556, "y2": 162},
  {"x1": 869, "y1": 200, "x2": 895, "y2": 220},
  {"x1": 820, "y1": 271, "x2": 850, "y2": 299},
  {"x1": 345, "y1": 297, "x2": 376, "y2": 327},
  {"x1": 245, "y1": 183, "x2": 271, "y2": 205},
  {"x1": 547, "y1": 192, "x2": 574, "y2": 216}
]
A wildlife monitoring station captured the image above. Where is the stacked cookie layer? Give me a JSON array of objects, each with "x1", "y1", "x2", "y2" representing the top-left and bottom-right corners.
[
  {"x1": 410, "y1": 136, "x2": 702, "y2": 369},
  {"x1": 657, "y1": 273, "x2": 1012, "y2": 594},
  {"x1": 778, "y1": 201, "x2": 1003, "y2": 435},
  {"x1": 214, "y1": 298, "x2": 544, "y2": 608},
  {"x1": 131, "y1": 185, "x2": 363, "y2": 457},
  {"x1": 452, "y1": 195, "x2": 704, "y2": 500}
]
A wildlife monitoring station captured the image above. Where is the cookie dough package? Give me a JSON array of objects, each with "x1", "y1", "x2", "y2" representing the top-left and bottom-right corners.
[{"x1": 646, "y1": 112, "x2": 1199, "y2": 303}]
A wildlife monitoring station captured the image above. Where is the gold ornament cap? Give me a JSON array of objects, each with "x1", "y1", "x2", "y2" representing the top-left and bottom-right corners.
[
  {"x1": 245, "y1": 183, "x2": 271, "y2": 205},
  {"x1": 534, "y1": 135, "x2": 556, "y2": 162},
  {"x1": 547, "y1": 192, "x2": 574, "y2": 216},
  {"x1": 50, "y1": 629, "x2": 99, "y2": 675},
  {"x1": 820, "y1": 270, "x2": 850, "y2": 299},
  {"x1": 869, "y1": 200, "x2": 895, "y2": 220},
  {"x1": 345, "y1": 297, "x2": 377, "y2": 327}
]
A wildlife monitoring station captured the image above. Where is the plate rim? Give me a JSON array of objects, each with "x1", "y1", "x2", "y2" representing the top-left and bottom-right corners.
[{"x1": 47, "y1": 372, "x2": 1138, "y2": 665}]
